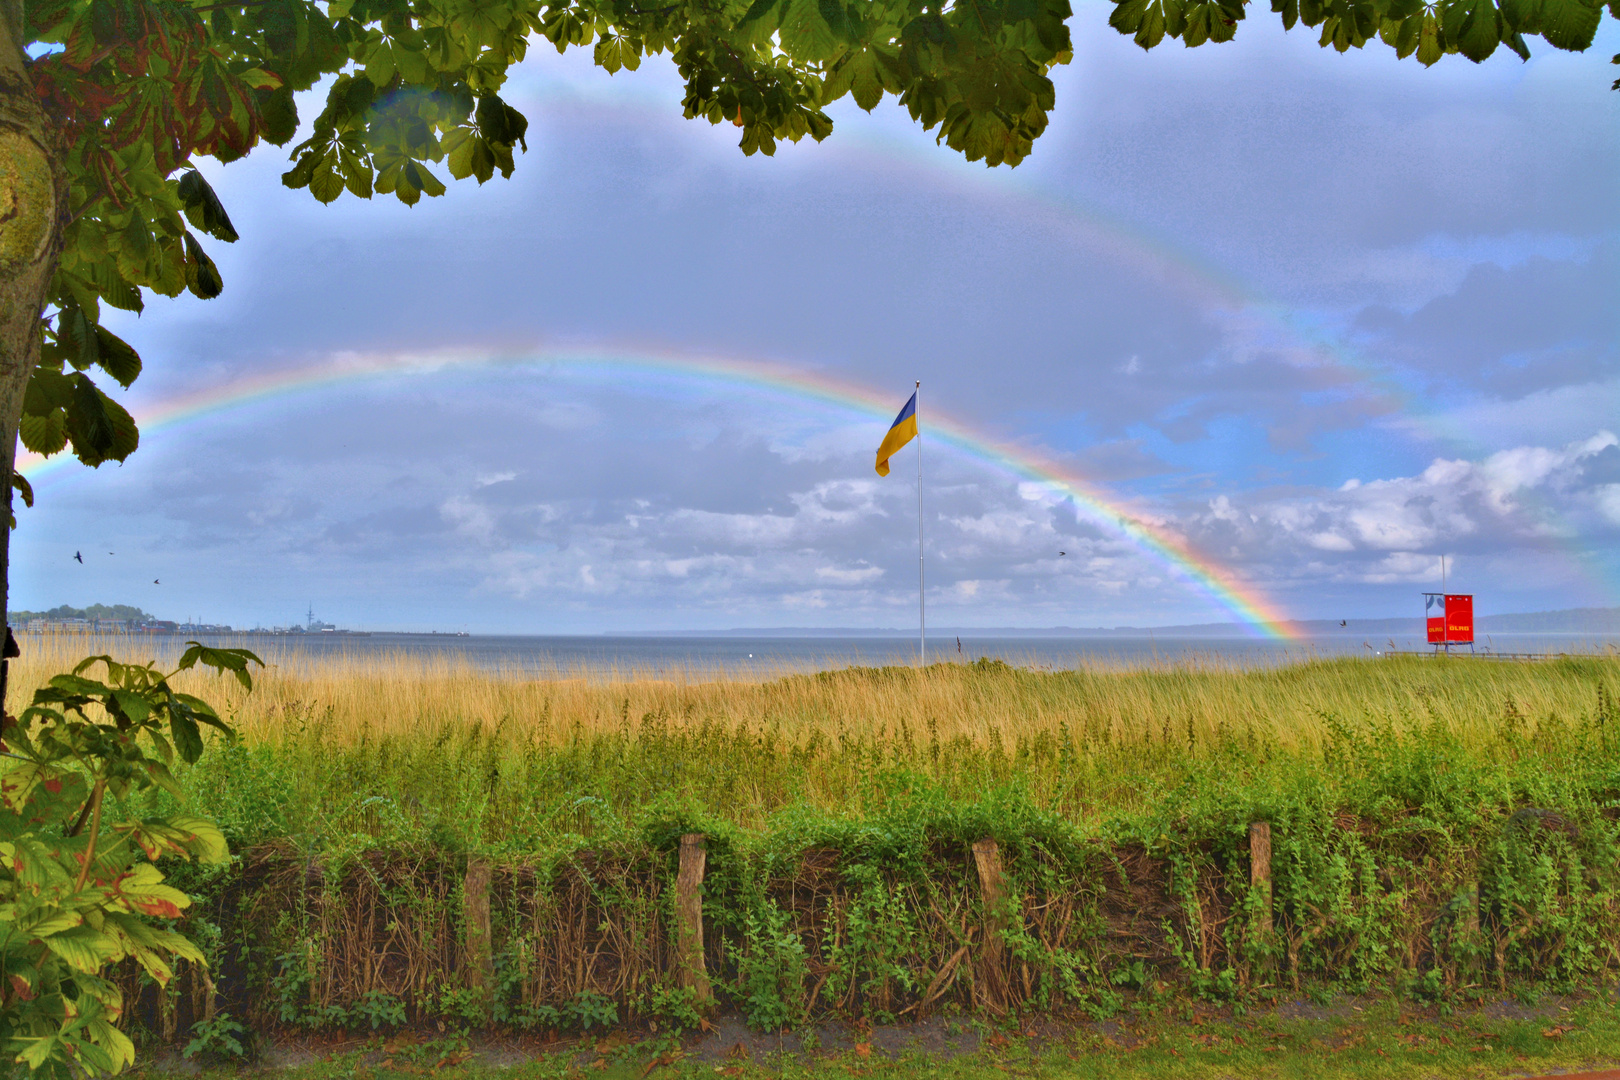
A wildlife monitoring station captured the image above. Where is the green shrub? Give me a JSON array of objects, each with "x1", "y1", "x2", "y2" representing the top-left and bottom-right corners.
[{"x1": 0, "y1": 644, "x2": 257, "y2": 1077}]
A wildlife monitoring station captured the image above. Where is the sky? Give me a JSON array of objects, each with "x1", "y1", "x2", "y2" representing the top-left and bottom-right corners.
[{"x1": 14, "y1": 11, "x2": 1620, "y2": 634}]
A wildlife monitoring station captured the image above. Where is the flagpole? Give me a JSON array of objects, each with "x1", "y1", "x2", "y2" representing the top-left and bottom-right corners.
[{"x1": 917, "y1": 380, "x2": 924, "y2": 668}]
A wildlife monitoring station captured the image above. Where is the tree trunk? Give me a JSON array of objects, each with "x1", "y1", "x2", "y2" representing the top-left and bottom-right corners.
[{"x1": 0, "y1": 0, "x2": 70, "y2": 708}]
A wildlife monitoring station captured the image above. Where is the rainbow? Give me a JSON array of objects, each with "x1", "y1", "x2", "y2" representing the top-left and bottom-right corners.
[{"x1": 17, "y1": 346, "x2": 1299, "y2": 638}]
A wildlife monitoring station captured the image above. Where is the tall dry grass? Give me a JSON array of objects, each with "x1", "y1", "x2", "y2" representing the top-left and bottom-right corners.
[
  {"x1": 9, "y1": 634, "x2": 1619, "y2": 846},
  {"x1": 10, "y1": 633, "x2": 1616, "y2": 749}
]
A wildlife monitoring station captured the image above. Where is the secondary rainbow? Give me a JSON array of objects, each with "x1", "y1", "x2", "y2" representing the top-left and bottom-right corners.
[{"x1": 18, "y1": 346, "x2": 1299, "y2": 638}]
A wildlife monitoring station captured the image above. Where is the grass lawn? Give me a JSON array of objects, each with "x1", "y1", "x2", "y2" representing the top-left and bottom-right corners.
[{"x1": 153, "y1": 995, "x2": 1620, "y2": 1080}]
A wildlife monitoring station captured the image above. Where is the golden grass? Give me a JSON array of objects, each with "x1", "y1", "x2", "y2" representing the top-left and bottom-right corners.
[{"x1": 10, "y1": 632, "x2": 1617, "y2": 756}]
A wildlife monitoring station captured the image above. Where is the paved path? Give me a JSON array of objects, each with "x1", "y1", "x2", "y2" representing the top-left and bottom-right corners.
[{"x1": 1523, "y1": 1071, "x2": 1620, "y2": 1079}]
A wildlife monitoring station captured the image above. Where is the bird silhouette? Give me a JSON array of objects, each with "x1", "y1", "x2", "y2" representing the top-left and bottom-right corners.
[
  {"x1": 153, "y1": 579, "x2": 160, "y2": 585},
  {"x1": 73, "y1": 551, "x2": 83, "y2": 563},
  {"x1": 1058, "y1": 551, "x2": 1066, "y2": 556},
  {"x1": 1339, "y1": 620, "x2": 1347, "y2": 627}
]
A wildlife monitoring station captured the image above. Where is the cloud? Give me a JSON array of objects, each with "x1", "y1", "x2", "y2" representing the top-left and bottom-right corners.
[
  {"x1": 1177, "y1": 432, "x2": 1620, "y2": 588},
  {"x1": 1349, "y1": 240, "x2": 1619, "y2": 395}
]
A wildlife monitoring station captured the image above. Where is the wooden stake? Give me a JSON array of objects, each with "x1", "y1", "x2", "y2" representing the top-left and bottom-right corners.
[
  {"x1": 972, "y1": 837, "x2": 1007, "y2": 1012},
  {"x1": 1249, "y1": 822, "x2": 1273, "y2": 938},
  {"x1": 463, "y1": 856, "x2": 493, "y2": 998},
  {"x1": 676, "y1": 833, "x2": 712, "y2": 1002}
]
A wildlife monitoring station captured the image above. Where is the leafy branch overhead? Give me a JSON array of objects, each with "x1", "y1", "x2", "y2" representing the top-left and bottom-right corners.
[
  {"x1": 15, "y1": 0, "x2": 1615, "y2": 480},
  {"x1": 1109, "y1": 0, "x2": 1615, "y2": 61}
]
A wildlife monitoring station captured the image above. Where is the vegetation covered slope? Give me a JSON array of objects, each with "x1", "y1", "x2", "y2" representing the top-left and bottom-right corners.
[{"x1": 10, "y1": 640, "x2": 1620, "y2": 1037}]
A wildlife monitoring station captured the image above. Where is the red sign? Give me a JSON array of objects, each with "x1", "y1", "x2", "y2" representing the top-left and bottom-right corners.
[
  {"x1": 1425, "y1": 593, "x2": 1473, "y2": 645},
  {"x1": 1445, "y1": 593, "x2": 1473, "y2": 644}
]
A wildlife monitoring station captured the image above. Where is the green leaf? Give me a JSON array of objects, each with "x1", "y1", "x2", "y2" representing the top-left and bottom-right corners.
[
  {"x1": 14, "y1": 1035, "x2": 63, "y2": 1070},
  {"x1": 443, "y1": 127, "x2": 477, "y2": 179},
  {"x1": 405, "y1": 161, "x2": 446, "y2": 198},
  {"x1": 163, "y1": 713, "x2": 201, "y2": 764},
  {"x1": 109, "y1": 690, "x2": 153, "y2": 725},
  {"x1": 176, "y1": 172, "x2": 240, "y2": 243},
  {"x1": 64, "y1": 377, "x2": 139, "y2": 467},
  {"x1": 282, "y1": 149, "x2": 321, "y2": 190},
  {"x1": 476, "y1": 95, "x2": 529, "y2": 150},
  {"x1": 48, "y1": 672, "x2": 111, "y2": 697},
  {"x1": 830, "y1": 50, "x2": 886, "y2": 109},
  {"x1": 1450, "y1": 0, "x2": 1501, "y2": 59},
  {"x1": 174, "y1": 644, "x2": 262, "y2": 690},
  {"x1": 86, "y1": 262, "x2": 142, "y2": 314},
  {"x1": 365, "y1": 41, "x2": 397, "y2": 86},
  {"x1": 92, "y1": 326, "x2": 142, "y2": 388},
  {"x1": 163, "y1": 814, "x2": 229, "y2": 864},
  {"x1": 1416, "y1": 12, "x2": 1444, "y2": 63},
  {"x1": 338, "y1": 146, "x2": 374, "y2": 199},
  {"x1": 43, "y1": 926, "x2": 121, "y2": 973},
  {"x1": 106, "y1": 863, "x2": 193, "y2": 920},
  {"x1": 308, "y1": 151, "x2": 346, "y2": 203},
  {"x1": 19, "y1": 411, "x2": 67, "y2": 457},
  {"x1": 1500, "y1": 0, "x2": 1542, "y2": 32},
  {"x1": 259, "y1": 84, "x2": 300, "y2": 146},
  {"x1": 0, "y1": 762, "x2": 53, "y2": 812},
  {"x1": 183, "y1": 233, "x2": 224, "y2": 300},
  {"x1": 17, "y1": 911, "x2": 85, "y2": 940},
  {"x1": 117, "y1": 211, "x2": 153, "y2": 279},
  {"x1": 738, "y1": 0, "x2": 786, "y2": 28},
  {"x1": 781, "y1": 0, "x2": 840, "y2": 61},
  {"x1": 1537, "y1": 0, "x2": 1601, "y2": 48}
]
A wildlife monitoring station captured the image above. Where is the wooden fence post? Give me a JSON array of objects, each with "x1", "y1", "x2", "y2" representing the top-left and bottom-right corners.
[
  {"x1": 972, "y1": 837, "x2": 1007, "y2": 1013},
  {"x1": 1249, "y1": 822, "x2": 1273, "y2": 939},
  {"x1": 676, "y1": 833, "x2": 712, "y2": 1003},
  {"x1": 463, "y1": 856, "x2": 493, "y2": 1001}
]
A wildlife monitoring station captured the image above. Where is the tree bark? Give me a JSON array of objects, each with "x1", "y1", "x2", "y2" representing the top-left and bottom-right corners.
[{"x1": 0, "y1": 0, "x2": 70, "y2": 705}]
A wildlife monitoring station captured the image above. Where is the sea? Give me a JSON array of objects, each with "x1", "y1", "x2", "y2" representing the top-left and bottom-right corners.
[{"x1": 88, "y1": 630, "x2": 1620, "y2": 678}]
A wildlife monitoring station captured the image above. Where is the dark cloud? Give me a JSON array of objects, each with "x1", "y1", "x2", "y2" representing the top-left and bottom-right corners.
[{"x1": 1368, "y1": 242, "x2": 1619, "y2": 380}]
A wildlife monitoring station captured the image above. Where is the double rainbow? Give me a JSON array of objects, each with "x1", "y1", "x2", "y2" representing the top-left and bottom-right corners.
[{"x1": 17, "y1": 346, "x2": 1298, "y2": 638}]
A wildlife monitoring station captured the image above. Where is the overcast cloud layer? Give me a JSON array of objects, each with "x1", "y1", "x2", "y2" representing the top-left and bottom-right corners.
[{"x1": 15, "y1": 15, "x2": 1620, "y2": 632}]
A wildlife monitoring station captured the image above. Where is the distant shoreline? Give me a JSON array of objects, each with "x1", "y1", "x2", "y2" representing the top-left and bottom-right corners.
[
  {"x1": 603, "y1": 606, "x2": 1620, "y2": 638},
  {"x1": 12, "y1": 605, "x2": 1619, "y2": 640}
]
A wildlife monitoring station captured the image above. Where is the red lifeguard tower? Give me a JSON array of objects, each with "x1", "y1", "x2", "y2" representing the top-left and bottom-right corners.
[{"x1": 1423, "y1": 593, "x2": 1474, "y2": 652}]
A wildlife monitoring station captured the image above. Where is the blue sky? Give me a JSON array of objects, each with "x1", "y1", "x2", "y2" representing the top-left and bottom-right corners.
[{"x1": 15, "y1": 13, "x2": 1620, "y2": 632}]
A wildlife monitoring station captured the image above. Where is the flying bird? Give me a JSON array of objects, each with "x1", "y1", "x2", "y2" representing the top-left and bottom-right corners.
[
  {"x1": 1339, "y1": 620, "x2": 1347, "y2": 627},
  {"x1": 73, "y1": 551, "x2": 82, "y2": 563},
  {"x1": 1058, "y1": 551, "x2": 1066, "y2": 556},
  {"x1": 153, "y1": 579, "x2": 160, "y2": 585}
]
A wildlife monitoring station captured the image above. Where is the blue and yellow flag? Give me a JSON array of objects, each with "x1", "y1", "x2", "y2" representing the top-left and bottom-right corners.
[{"x1": 875, "y1": 392, "x2": 918, "y2": 476}]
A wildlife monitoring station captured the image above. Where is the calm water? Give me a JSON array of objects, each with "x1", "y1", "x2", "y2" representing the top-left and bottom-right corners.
[{"x1": 85, "y1": 631, "x2": 1620, "y2": 677}]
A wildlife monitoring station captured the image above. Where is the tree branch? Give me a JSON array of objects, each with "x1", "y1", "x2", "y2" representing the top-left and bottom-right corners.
[{"x1": 72, "y1": 777, "x2": 105, "y2": 891}]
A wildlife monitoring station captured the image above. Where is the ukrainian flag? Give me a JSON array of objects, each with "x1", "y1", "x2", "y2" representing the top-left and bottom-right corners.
[{"x1": 875, "y1": 391, "x2": 918, "y2": 476}]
